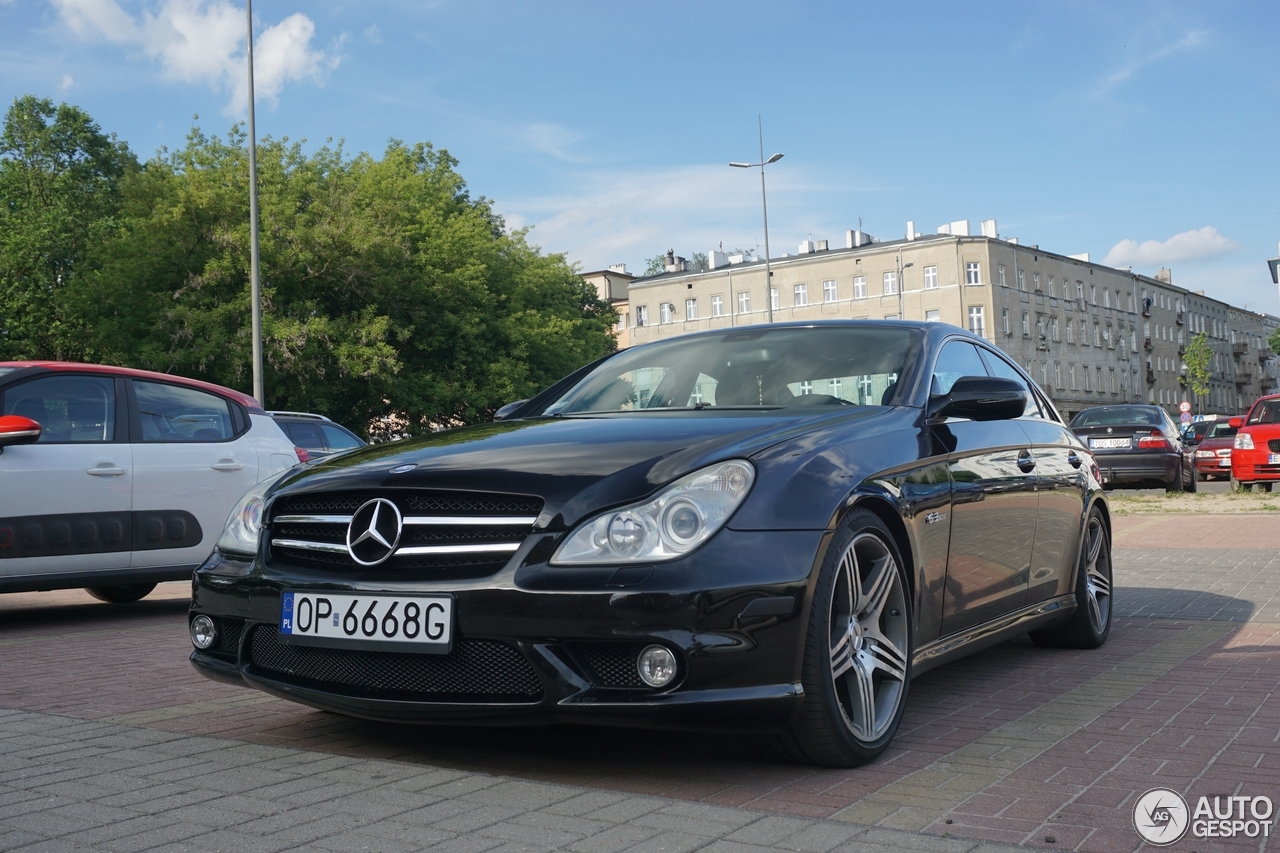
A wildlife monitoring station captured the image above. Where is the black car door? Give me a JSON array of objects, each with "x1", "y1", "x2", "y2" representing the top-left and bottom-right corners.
[
  {"x1": 977, "y1": 348, "x2": 1086, "y2": 607},
  {"x1": 931, "y1": 340, "x2": 1037, "y2": 637}
]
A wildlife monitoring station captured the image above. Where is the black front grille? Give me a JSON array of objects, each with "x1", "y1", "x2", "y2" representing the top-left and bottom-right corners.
[
  {"x1": 246, "y1": 625, "x2": 543, "y2": 702},
  {"x1": 1269, "y1": 439, "x2": 1280, "y2": 453},
  {"x1": 268, "y1": 489, "x2": 543, "y2": 577},
  {"x1": 215, "y1": 618, "x2": 245, "y2": 655},
  {"x1": 575, "y1": 642, "x2": 649, "y2": 689},
  {"x1": 1253, "y1": 464, "x2": 1280, "y2": 475}
]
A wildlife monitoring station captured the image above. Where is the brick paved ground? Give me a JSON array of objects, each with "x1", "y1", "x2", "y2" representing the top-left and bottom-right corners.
[{"x1": 1, "y1": 512, "x2": 1277, "y2": 852}]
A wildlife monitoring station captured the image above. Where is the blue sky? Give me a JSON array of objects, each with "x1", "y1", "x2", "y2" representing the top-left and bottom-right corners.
[{"x1": 3, "y1": 1, "x2": 1279, "y2": 312}]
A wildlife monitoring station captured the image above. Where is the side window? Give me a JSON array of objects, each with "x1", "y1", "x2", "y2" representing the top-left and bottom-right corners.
[
  {"x1": 977, "y1": 348, "x2": 1040, "y2": 418},
  {"x1": 134, "y1": 381, "x2": 234, "y2": 442},
  {"x1": 931, "y1": 340, "x2": 989, "y2": 396},
  {"x1": 321, "y1": 424, "x2": 362, "y2": 450},
  {"x1": 1, "y1": 375, "x2": 115, "y2": 443},
  {"x1": 285, "y1": 422, "x2": 325, "y2": 450}
]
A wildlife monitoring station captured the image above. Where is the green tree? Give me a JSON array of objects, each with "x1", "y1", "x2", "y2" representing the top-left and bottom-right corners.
[
  {"x1": 1183, "y1": 332, "x2": 1213, "y2": 414},
  {"x1": 74, "y1": 127, "x2": 616, "y2": 434},
  {"x1": 1269, "y1": 327, "x2": 1280, "y2": 360},
  {"x1": 0, "y1": 96, "x2": 136, "y2": 359},
  {"x1": 643, "y1": 253, "x2": 667, "y2": 276}
]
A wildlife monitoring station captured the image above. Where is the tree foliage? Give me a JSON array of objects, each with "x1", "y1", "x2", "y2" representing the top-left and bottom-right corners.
[
  {"x1": 1269, "y1": 327, "x2": 1280, "y2": 361},
  {"x1": 1183, "y1": 332, "x2": 1213, "y2": 411},
  {"x1": 0, "y1": 97, "x2": 617, "y2": 436}
]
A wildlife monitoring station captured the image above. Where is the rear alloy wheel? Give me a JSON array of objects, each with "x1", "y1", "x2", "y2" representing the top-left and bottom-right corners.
[
  {"x1": 85, "y1": 583, "x2": 157, "y2": 604},
  {"x1": 770, "y1": 510, "x2": 911, "y2": 767},
  {"x1": 1030, "y1": 507, "x2": 1112, "y2": 649}
]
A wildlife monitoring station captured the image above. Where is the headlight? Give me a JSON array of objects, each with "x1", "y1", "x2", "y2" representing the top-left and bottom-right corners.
[
  {"x1": 216, "y1": 470, "x2": 290, "y2": 557},
  {"x1": 1235, "y1": 433, "x2": 1254, "y2": 450},
  {"x1": 551, "y1": 460, "x2": 755, "y2": 565}
]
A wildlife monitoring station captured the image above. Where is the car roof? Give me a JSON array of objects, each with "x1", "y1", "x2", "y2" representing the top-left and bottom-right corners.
[
  {"x1": 269, "y1": 411, "x2": 333, "y2": 422},
  {"x1": 0, "y1": 361, "x2": 263, "y2": 412}
]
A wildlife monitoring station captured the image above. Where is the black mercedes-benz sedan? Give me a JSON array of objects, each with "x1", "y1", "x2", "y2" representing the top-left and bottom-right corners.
[{"x1": 190, "y1": 321, "x2": 1112, "y2": 766}]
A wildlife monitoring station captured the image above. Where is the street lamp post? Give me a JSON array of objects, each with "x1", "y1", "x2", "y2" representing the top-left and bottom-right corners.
[
  {"x1": 246, "y1": 0, "x2": 264, "y2": 405},
  {"x1": 896, "y1": 247, "x2": 913, "y2": 320},
  {"x1": 730, "y1": 117, "x2": 783, "y2": 324}
]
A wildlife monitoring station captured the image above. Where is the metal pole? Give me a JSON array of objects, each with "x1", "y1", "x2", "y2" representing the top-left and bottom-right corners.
[
  {"x1": 896, "y1": 247, "x2": 905, "y2": 320},
  {"x1": 758, "y1": 116, "x2": 773, "y2": 324},
  {"x1": 246, "y1": 0, "x2": 264, "y2": 405}
]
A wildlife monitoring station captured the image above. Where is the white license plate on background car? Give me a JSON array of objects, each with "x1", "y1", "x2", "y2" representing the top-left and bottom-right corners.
[
  {"x1": 1220, "y1": 458, "x2": 1232, "y2": 466},
  {"x1": 1090, "y1": 438, "x2": 1130, "y2": 449},
  {"x1": 1270, "y1": 454, "x2": 1280, "y2": 465},
  {"x1": 279, "y1": 591, "x2": 452, "y2": 653}
]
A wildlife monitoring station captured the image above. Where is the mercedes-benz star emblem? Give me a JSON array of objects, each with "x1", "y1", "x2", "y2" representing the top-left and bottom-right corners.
[{"x1": 346, "y1": 498, "x2": 403, "y2": 566}]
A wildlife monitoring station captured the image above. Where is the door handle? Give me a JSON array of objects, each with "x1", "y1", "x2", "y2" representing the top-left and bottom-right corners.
[
  {"x1": 87, "y1": 465, "x2": 126, "y2": 476},
  {"x1": 1016, "y1": 450, "x2": 1036, "y2": 473},
  {"x1": 211, "y1": 459, "x2": 245, "y2": 472},
  {"x1": 1067, "y1": 451, "x2": 1083, "y2": 469}
]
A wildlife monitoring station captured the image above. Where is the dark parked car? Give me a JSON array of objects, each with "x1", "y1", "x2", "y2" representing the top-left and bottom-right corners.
[
  {"x1": 269, "y1": 411, "x2": 365, "y2": 460},
  {"x1": 189, "y1": 321, "x2": 1112, "y2": 767},
  {"x1": 1069, "y1": 405, "x2": 1195, "y2": 492}
]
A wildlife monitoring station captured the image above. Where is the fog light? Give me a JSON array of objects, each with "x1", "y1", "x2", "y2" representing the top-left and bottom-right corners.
[
  {"x1": 190, "y1": 615, "x2": 217, "y2": 650},
  {"x1": 636, "y1": 644, "x2": 677, "y2": 688}
]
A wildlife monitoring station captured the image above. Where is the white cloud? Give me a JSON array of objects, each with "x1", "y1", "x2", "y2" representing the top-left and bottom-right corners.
[
  {"x1": 518, "y1": 122, "x2": 581, "y2": 161},
  {"x1": 59, "y1": 73, "x2": 74, "y2": 90},
  {"x1": 48, "y1": 0, "x2": 339, "y2": 115},
  {"x1": 1095, "y1": 30, "x2": 1209, "y2": 95},
  {"x1": 1103, "y1": 226, "x2": 1238, "y2": 269},
  {"x1": 363, "y1": 23, "x2": 382, "y2": 44}
]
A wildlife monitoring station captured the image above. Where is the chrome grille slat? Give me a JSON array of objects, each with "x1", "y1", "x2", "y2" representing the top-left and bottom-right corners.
[
  {"x1": 271, "y1": 538, "x2": 349, "y2": 554},
  {"x1": 274, "y1": 514, "x2": 352, "y2": 524},
  {"x1": 397, "y1": 543, "x2": 521, "y2": 556},
  {"x1": 403, "y1": 516, "x2": 538, "y2": 526}
]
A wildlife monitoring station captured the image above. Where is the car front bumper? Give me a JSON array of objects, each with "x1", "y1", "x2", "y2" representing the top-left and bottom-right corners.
[
  {"x1": 1231, "y1": 449, "x2": 1280, "y2": 482},
  {"x1": 188, "y1": 528, "x2": 825, "y2": 731}
]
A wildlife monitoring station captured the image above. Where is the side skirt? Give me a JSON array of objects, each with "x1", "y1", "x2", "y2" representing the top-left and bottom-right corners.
[{"x1": 911, "y1": 594, "x2": 1076, "y2": 677}]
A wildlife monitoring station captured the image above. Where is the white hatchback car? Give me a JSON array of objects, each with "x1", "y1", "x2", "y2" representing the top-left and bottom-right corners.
[{"x1": 0, "y1": 362, "x2": 302, "y2": 602}]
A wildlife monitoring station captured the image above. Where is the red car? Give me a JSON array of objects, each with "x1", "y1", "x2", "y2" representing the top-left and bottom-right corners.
[
  {"x1": 1190, "y1": 420, "x2": 1237, "y2": 481},
  {"x1": 1229, "y1": 394, "x2": 1280, "y2": 492}
]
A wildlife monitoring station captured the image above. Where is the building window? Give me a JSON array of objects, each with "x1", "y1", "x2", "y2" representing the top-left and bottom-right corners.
[
  {"x1": 635, "y1": 305, "x2": 648, "y2": 326},
  {"x1": 616, "y1": 312, "x2": 627, "y2": 331},
  {"x1": 1077, "y1": 282, "x2": 1084, "y2": 301},
  {"x1": 1017, "y1": 269, "x2": 1026, "y2": 291},
  {"x1": 770, "y1": 287, "x2": 779, "y2": 311},
  {"x1": 1094, "y1": 324, "x2": 1101, "y2": 347},
  {"x1": 1055, "y1": 363, "x2": 1062, "y2": 388},
  {"x1": 1096, "y1": 366, "x2": 1103, "y2": 393},
  {"x1": 1110, "y1": 368, "x2": 1117, "y2": 393},
  {"x1": 1002, "y1": 307, "x2": 1010, "y2": 335},
  {"x1": 998, "y1": 264, "x2": 1006, "y2": 286},
  {"x1": 1047, "y1": 275, "x2": 1054, "y2": 296},
  {"x1": 1080, "y1": 320, "x2": 1088, "y2": 345},
  {"x1": 798, "y1": 380, "x2": 812, "y2": 395},
  {"x1": 823, "y1": 279, "x2": 837, "y2": 302},
  {"x1": 1022, "y1": 311, "x2": 1030, "y2": 337},
  {"x1": 1067, "y1": 321, "x2": 1074, "y2": 343},
  {"x1": 925, "y1": 309, "x2": 940, "y2": 322},
  {"x1": 853, "y1": 275, "x2": 866, "y2": 299},
  {"x1": 1103, "y1": 290, "x2": 1110, "y2": 308},
  {"x1": 1034, "y1": 272, "x2": 1041, "y2": 291},
  {"x1": 737, "y1": 291, "x2": 750, "y2": 314},
  {"x1": 968, "y1": 306, "x2": 985, "y2": 337},
  {"x1": 660, "y1": 303, "x2": 674, "y2": 324},
  {"x1": 794, "y1": 284, "x2": 808, "y2": 306},
  {"x1": 924, "y1": 266, "x2": 938, "y2": 290},
  {"x1": 966, "y1": 262, "x2": 981, "y2": 285},
  {"x1": 829, "y1": 378, "x2": 842, "y2": 396},
  {"x1": 1051, "y1": 317, "x2": 1060, "y2": 341},
  {"x1": 1070, "y1": 364, "x2": 1077, "y2": 389},
  {"x1": 883, "y1": 271, "x2": 897, "y2": 295},
  {"x1": 1090, "y1": 285, "x2": 1097, "y2": 305},
  {"x1": 685, "y1": 298, "x2": 697, "y2": 320},
  {"x1": 711, "y1": 295, "x2": 723, "y2": 317},
  {"x1": 1084, "y1": 366, "x2": 1091, "y2": 391}
]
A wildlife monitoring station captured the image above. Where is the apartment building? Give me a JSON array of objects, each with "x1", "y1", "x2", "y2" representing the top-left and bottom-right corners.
[
  {"x1": 581, "y1": 264, "x2": 634, "y2": 349},
  {"x1": 627, "y1": 222, "x2": 1279, "y2": 421}
]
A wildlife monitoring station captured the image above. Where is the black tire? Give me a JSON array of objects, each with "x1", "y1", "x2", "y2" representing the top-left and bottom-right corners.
[
  {"x1": 1261, "y1": 483, "x2": 1274, "y2": 493},
  {"x1": 769, "y1": 510, "x2": 912, "y2": 767},
  {"x1": 85, "y1": 583, "x2": 157, "y2": 604},
  {"x1": 1029, "y1": 506, "x2": 1112, "y2": 650},
  {"x1": 1184, "y1": 464, "x2": 1197, "y2": 493}
]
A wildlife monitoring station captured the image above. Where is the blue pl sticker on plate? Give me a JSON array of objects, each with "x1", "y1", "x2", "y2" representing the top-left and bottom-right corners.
[{"x1": 280, "y1": 591, "x2": 294, "y2": 634}]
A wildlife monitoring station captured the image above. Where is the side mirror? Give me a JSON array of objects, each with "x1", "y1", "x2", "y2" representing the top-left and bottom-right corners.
[
  {"x1": 928, "y1": 376, "x2": 1027, "y2": 422},
  {"x1": 1229, "y1": 417, "x2": 1244, "y2": 429},
  {"x1": 493, "y1": 400, "x2": 529, "y2": 421},
  {"x1": 0, "y1": 415, "x2": 41, "y2": 452}
]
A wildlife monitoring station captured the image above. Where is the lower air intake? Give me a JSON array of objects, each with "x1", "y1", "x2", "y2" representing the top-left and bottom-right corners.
[{"x1": 245, "y1": 625, "x2": 543, "y2": 702}]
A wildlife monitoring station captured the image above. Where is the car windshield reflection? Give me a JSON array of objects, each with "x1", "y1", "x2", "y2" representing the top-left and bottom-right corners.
[{"x1": 542, "y1": 326, "x2": 917, "y2": 415}]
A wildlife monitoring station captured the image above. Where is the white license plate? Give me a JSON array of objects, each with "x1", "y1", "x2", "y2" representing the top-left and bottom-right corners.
[
  {"x1": 1270, "y1": 454, "x2": 1280, "y2": 465},
  {"x1": 1220, "y1": 458, "x2": 1232, "y2": 466},
  {"x1": 280, "y1": 591, "x2": 452, "y2": 653},
  {"x1": 1091, "y1": 438, "x2": 1130, "y2": 449}
]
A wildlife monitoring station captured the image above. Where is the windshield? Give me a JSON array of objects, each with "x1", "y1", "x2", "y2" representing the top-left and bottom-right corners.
[
  {"x1": 1247, "y1": 400, "x2": 1280, "y2": 425},
  {"x1": 1071, "y1": 406, "x2": 1164, "y2": 428},
  {"x1": 0, "y1": 367, "x2": 20, "y2": 378},
  {"x1": 542, "y1": 326, "x2": 917, "y2": 415},
  {"x1": 1206, "y1": 422, "x2": 1237, "y2": 439}
]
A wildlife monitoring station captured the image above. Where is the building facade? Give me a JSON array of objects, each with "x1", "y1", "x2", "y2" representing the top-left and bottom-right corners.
[
  {"x1": 581, "y1": 264, "x2": 634, "y2": 350},
  {"x1": 627, "y1": 227, "x2": 1279, "y2": 421}
]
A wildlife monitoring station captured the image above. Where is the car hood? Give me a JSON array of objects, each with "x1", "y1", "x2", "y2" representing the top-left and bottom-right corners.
[
  {"x1": 269, "y1": 409, "x2": 888, "y2": 528},
  {"x1": 1197, "y1": 437, "x2": 1235, "y2": 451}
]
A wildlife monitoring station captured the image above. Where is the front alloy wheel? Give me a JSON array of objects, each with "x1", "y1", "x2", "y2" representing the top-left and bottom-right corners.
[{"x1": 771, "y1": 510, "x2": 912, "y2": 766}]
